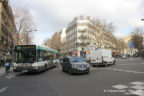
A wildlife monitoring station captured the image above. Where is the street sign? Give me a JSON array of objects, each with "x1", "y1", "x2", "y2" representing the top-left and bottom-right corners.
[
  {"x1": 95, "y1": 48, "x2": 98, "y2": 50},
  {"x1": 129, "y1": 43, "x2": 134, "y2": 48},
  {"x1": 141, "y1": 48, "x2": 144, "y2": 50}
]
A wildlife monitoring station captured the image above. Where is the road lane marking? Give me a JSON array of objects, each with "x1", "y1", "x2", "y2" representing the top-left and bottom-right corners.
[
  {"x1": 112, "y1": 85, "x2": 128, "y2": 90},
  {"x1": 0, "y1": 87, "x2": 8, "y2": 93},
  {"x1": 130, "y1": 81, "x2": 144, "y2": 85},
  {"x1": 131, "y1": 89, "x2": 144, "y2": 96}
]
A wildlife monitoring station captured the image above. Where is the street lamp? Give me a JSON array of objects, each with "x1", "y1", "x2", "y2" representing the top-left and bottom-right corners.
[
  {"x1": 141, "y1": 19, "x2": 144, "y2": 56},
  {"x1": 26, "y1": 30, "x2": 37, "y2": 45}
]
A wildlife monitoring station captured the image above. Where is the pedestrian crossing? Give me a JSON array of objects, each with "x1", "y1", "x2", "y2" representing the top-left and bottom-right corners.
[
  {"x1": 0, "y1": 67, "x2": 17, "y2": 80},
  {"x1": 112, "y1": 81, "x2": 144, "y2": 96},
  {"x1": 5, "y1": 73, "x2": 16, "y2": 79}
]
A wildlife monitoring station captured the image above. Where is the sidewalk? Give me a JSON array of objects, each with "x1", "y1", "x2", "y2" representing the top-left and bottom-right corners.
[
  {"x1": 0, "y1": 67, "x2": 5, "y2": 76},
  {"x1": 0, "y1": 67, "x2": 13, "y2": 76}
]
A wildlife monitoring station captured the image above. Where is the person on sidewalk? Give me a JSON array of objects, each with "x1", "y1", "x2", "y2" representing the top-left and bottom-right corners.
[
  {"x1": 5, "y1": 59, "x2": 10, "y2": 73},
  {"x1": 0, "y1": 60, "x2": 2, "y2": 68}
]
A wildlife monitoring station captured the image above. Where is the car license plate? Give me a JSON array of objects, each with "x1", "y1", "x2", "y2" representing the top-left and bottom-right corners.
[{"x1": 78, "y1": 67, "x2": 86, "y2": 70}]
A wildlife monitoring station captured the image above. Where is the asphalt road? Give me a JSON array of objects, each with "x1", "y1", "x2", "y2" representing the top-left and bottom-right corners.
[{"x1": 0, "y1": 57, "x2": 144, "y2": 96}]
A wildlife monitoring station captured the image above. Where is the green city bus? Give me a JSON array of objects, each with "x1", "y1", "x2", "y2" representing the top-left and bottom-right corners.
[{"x1": 13, "y1": 45, "x2": 59, "y2": 72}]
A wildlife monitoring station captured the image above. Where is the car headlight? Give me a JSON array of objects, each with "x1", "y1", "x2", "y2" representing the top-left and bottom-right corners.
[
  {"x1": 87, "y1": 64, "x2": 90, "y2": 68},
  {"x1": 72, "y1": 65, "x2": 78, "y2": 69}
]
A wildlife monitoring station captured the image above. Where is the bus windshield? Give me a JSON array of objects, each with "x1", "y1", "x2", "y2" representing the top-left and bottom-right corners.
[{"x1": 15, "y1": 50, "x2": 36, "y2": 63}]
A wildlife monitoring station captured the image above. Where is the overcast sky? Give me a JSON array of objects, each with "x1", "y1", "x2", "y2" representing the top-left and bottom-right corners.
[{"x1": 10, "y1": 0, "x2": 144, "y2": 45}]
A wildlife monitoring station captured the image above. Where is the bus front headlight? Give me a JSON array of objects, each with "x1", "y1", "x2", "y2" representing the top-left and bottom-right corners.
[{"x1": 13, "y1": 63, "x2": 17, "y2": 67}]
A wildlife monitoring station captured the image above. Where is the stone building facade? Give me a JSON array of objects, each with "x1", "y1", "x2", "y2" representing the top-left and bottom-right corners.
[
  {"x1": 58, "y1": 27, "x2": 67, "y2": 57},
  {"x1": 64, "y1": 16, "x2": 116, "y2": 57},
  {"x1": 0, "y1": 0, "x2": 16, "y2": 60}
]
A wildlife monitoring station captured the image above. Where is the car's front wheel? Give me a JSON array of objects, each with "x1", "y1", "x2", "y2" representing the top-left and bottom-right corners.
[
  {"x1": 86, "y1": 71, "x2": 90, "y2": 74},
  {"x1": 62, "y1": 67, "x2": 66, "y2": 72}
]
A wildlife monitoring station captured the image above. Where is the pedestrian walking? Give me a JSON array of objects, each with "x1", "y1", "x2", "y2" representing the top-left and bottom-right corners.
[
  {"x1": 5, "y1": 59, "x2": 10, "y2": 72},
  {"x1": 0, "y1": 60, "x2": 2, "y2": 68}
]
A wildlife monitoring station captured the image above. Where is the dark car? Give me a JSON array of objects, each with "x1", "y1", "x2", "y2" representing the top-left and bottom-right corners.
[{"x1": 62, "y1": 57, "x2": 90, "y2": 74}]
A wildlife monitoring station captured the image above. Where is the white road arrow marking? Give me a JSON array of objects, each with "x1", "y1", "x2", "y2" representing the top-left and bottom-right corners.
[
  {"x1": 0, "y1": 87, "x2": 8, "y2": 93},
  {"x1": 131, "y1": 89, "x2": 143, "y2": 96}
]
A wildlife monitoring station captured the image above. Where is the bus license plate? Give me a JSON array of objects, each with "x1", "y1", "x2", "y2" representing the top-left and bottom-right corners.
[{"x1": 23, "y1": 70, "x2": 28, "y2": 72}]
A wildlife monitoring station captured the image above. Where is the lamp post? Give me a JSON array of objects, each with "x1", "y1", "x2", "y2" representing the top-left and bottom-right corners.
[
  {"x1": 141, "y1": 19, "x2": 144, "y2": 57},
  {"x1": 26, "y1": 30, "x2": 37, "y2": 45}
]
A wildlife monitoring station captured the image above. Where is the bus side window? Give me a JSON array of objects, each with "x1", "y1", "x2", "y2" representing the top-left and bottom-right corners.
[
  {"x1": 43, "y1": 51, "x2": 50, "y2": 61},
  {"x1": 37, "y1": 50, "x2": 43, "y2": 61}
]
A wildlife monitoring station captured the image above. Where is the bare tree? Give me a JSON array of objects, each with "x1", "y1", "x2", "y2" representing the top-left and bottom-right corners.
[
  {"x1": 117, "y1": 39, "x2": 126, "y2": 53},
  {"x1": 51, "y1": 32, "x2": 61, "y2": 51},
  {"x1": 92, "y1": 19, "x2": 117, "y2": 48},
  {"x1": 132, "y1": 28, "x2": 143, "y2": 52},
  {"x1": 43, "y1": 32, "x2": 61, "y2": 51},
  {"x1": 12, "y1": 7, "x2": 36, "y2": 45},
  {"x1": 43, "y1": 38, "x2": 52, "y2": 48}
]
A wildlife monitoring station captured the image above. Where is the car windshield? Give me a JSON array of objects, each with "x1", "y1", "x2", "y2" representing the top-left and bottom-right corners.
[{"x1": 70, "y1": 57, "x2": 85, "y2": 62}]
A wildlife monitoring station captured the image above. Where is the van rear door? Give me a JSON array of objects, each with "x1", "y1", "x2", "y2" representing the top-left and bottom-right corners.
[{"x1": 102, "y1": 50, "x2": 113, "y2": 63}]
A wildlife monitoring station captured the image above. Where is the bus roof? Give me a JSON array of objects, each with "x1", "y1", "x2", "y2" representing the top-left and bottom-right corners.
[
  {"x1": 36, "y1": 45, "x2": 58, "y2": 53},
  {"x1": 15, "y1": 45, "x2": 58, "y2": 53}
]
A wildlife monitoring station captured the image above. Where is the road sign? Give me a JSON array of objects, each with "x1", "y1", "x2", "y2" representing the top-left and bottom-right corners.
[
  {"x1": 129, "y1": 43, "x2": 134, "y2": 48},
  {"x1": 95, "y1": 48, "x2": 98, "y2": 50}
]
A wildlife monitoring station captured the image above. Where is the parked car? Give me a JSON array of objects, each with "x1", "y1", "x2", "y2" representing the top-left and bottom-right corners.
[
  {"x1": 62, "y1": 57, "x2": 90, "y2": 74},
  {"x1": 86, "y1": 49, "x2": 115, "y2": 67},
  {"x1": 121, "y1": 54, "x2": 127, "y2": 59}
]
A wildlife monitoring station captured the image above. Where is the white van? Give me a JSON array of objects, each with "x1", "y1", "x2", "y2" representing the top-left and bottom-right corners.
[{"x1": 86, "y1": 49, "x2": 115, "y2": 67}]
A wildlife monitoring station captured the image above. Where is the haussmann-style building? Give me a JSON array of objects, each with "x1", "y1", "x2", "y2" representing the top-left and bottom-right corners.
[{"x1": 0, "y1": 0, "x2": 16, "y2": 60}]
